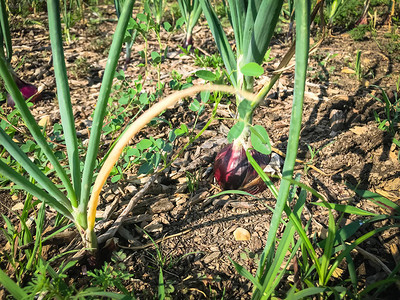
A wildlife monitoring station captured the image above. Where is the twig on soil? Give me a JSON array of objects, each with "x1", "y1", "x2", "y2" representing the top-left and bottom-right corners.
[
  {"x1": 97, "y1": 174, "x2": 158, "y2": 244},
  {"x1": 117, "y1": 229, "x2": 191, "y2": 250},
  {"x1": 350, "y1": 243, "x2": 392, "y2": 275}
]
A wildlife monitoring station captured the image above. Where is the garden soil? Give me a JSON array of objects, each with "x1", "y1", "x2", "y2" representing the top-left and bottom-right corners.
[{"x1": 1, "y1": 4, "x2": 400, "y2": 299}]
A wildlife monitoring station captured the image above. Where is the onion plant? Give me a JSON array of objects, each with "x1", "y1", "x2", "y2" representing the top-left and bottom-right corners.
[
  {"x1": 0, "y1": 0, "x2": 257, "y2": 252},
  {"x1": 200, "y1": 0, "x2": 287, "y2": 195},
  {"x1": 177, "y1": 0, "x2": 202, "y2": 48},
  {"x1": 145, "y1": 0, "x2": 166, "y2": 26},
  {"x1": 0, "y1": 0, "x2": 136, "y2": 250},
  {"x1": 200, "y1": 0, "x2": 316, "y2": 297}
]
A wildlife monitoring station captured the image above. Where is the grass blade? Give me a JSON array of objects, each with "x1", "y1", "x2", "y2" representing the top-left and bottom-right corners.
[
  {"x1": 345, "y1": 251, "x2": 358, "y2": 293},
  {"x1": 260, "y1": 186, "x2": 307, "y2": 298},
  {"x1": 0, "y1": 269, "x2": 28, "y2": 299},
  {"x1": 327, "y1": 225, "x2": 400, "y2": 281},
  {"x1": 80, "y1": 0, "x2": 135, "y2": 209},
  {"x1": 320, "y1": 210, "x2": 336, "y2": 285},
  {"x1": 229, "y1": 257, "x2": 263, "y2": 291},
  {"x1": 158, "y1": 267, "x2": 165, "y2": 300},
  {"x1": 317, "y1": 219, "x2": 365, "y2": 248},
  {"x1": 311, "y1": 202, "x2": 376, "y2": 216},
  {"x1": 289, "y1": 286, "x2": 347, "y2": 299},
  {"x1": 348, "y1": 184, "x2": 400, "y2": 214},
  {"x1": 47, "y1": 0, "x2": 81, "y2": 205},
  {"x1": 25, "y1": 202, "x2": 46, "y2": 270}
]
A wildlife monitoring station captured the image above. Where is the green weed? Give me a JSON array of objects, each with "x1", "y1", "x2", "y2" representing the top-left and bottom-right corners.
[{"x1": 371, "y1": 85, "x2": 400, "y2": 158}]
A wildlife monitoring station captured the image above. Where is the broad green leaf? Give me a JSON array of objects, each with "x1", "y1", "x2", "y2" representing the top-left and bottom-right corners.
[
  {"x1": 250, "y1": 125, "x2": 271, "y2": 155},
  {"x1": 195, "y1": 69, "x2": 217, "y2": 81},
  {"x1": 200, "y1": 90, "x2": 210, "y2": 103},
  {"x1": 137, "y1": 139, "x2": 153, "y2": 151},
  {"x1": 151, "y1": 51, "x2": 161, "y2": 63},
  {"x1": 21, "y1": 140, "x2": 37, "y2": 153},
  {"x1": 176, "y1": 16, "x2": 185, "y2": 29},
  {"x1": 189, "y1": 99, "x2": 201, "y2": 111},
  {"x1": 240, "y1": 62, "x2": 264, "y2": 77},
  {"x1": 163, "y1": 21, "x2": 172, "y2": 32},
  {"x1": 137, "y1": 13, "x2": 147, "y2": 23},
  {"x1": 227, "y1": 121, "x2": 245, "y2": 142},
  {"x1": 111, "y1": 174, "x2": 122, "y2": 183},
  {"x1": 139, "y1": 92, "x2": 148, "y2": 105},
  {"x1": 138, "y1": 162, "x2": 153, "y2": 175},
  {"x1": 175, "y1": 124, "x2": 189, "y2": 136},
  {"x1": 118, "y1": 94, "x2": 130, "y2": 105}
]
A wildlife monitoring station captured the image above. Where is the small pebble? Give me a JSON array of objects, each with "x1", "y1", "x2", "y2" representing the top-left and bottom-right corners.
[{"x1": 233, "y1": 227, "x2": 251, "y2": 241}]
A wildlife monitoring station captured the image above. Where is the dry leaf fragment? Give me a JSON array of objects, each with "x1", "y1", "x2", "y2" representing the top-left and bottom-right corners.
[
  {"x1": 375, "y1": 188, "x2": 399, "y2": 202},
  {"x1": 38, "y1": 115, "x2": 51, "y2": 127},
  {"x1": 349, "y1": 126, "x2": 369, "y2": 135},
  {"x1": 233, "y1": 227, "x2": 251, "y2": 241},
  {"x1": 341, "y1": 67, "x2": 356, "y2": 74},
  {"x1": 332, "y1": 267, "x2": 345, "y2": 278},
  {"x1": 12, "y1": 202, "x2": 24, "y2": 211},
  {"x1": 390, "y1": 244, "x2": 400, "y2": 264}
]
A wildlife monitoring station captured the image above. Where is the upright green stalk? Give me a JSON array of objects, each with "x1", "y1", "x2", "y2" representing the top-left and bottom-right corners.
[
  {"x1": 0, "y1": 0, "x2": 12, "y2": 62},
  {"x1": 47, "y1": 0, "x2": 81, "y2": 209},
  {"x1": 254, "y1": 0, "x2": 310, "y2": 298},
  {"x1": 80, "y1": 0, "x2": 135, "y2": 214}
]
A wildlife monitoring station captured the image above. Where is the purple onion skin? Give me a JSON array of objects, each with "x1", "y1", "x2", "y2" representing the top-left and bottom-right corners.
[
  {"x1": 182, "y1": 36, "x2": 194, "y2": 52},
  {"x1": 6, "y1": 80, "x2": 41, "y2": 108},
  {"x1": 214, "y1": 143, "x2": 248, "y2": 191},
  {"x1": 214, "y1": 143, "x2": 271, "y2": 195},
  {"x1": 242, "y1": 150, "x2": 271, "y2": 194}
]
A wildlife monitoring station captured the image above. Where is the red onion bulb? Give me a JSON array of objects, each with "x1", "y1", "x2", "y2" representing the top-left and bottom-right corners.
[
  {"x1": 214, "y1": 141, "x2": 271, "y2": 195},
  {"x1": 6, "y1": 77, "x2": 42, "y2": 108}
]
